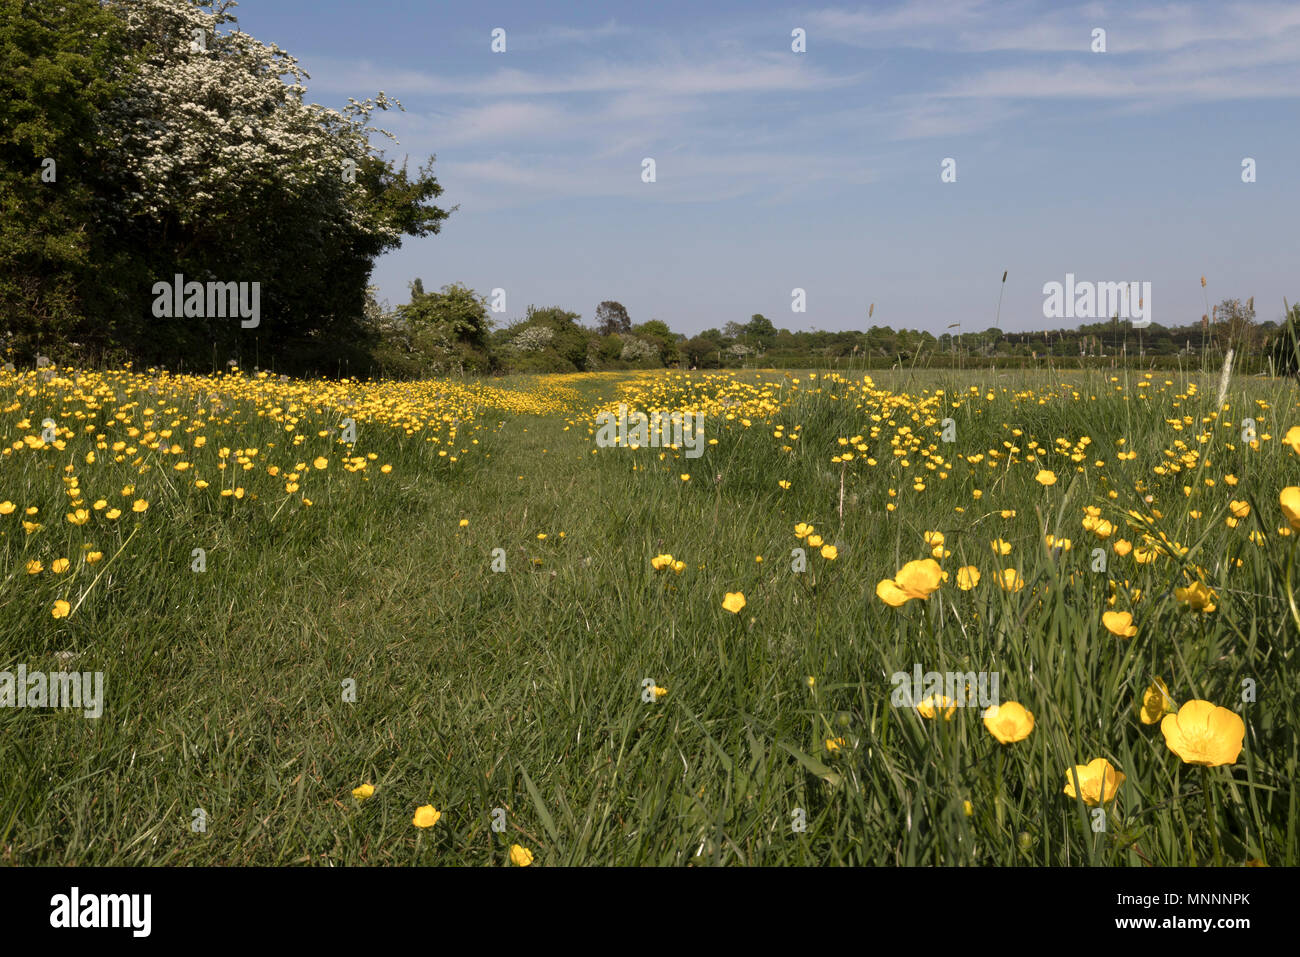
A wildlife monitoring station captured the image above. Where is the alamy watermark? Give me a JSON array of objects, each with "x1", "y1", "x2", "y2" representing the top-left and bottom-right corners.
[
  {"x1": 1043, "y1": 273, "x2": 1150, "y2": 327},
  {"x1": 151, "y1": 274, "x2": 260, "y2": 328},
  {"x1": 0, "y1": 664, "x2": 103, "y2": 718},
  {"x1": 890, "y1": 664, "x2": 1000, "y2": 710},
  {"x1": 594, "y1": 404, "x2": 705, "y2": 458}
]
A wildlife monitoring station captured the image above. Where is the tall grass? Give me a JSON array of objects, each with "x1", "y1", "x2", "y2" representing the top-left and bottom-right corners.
[{"x1": 0, "y1": 364, "x2": 1295, "y2": 865}]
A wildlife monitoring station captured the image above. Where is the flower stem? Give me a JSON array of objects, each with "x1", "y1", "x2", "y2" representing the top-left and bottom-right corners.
[{"x1": 1202, "y1": 767, "x2": 1223, "y2": 867}]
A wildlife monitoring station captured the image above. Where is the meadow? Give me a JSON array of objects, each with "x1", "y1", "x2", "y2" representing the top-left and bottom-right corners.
[{"x1": 1, "y1": 362, "x2": 1297, "y2": 866}]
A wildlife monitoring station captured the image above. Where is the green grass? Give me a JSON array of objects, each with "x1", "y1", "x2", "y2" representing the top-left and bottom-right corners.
[{"x1": 0, "y1": 365, "x2": 1296, "y2": 865}]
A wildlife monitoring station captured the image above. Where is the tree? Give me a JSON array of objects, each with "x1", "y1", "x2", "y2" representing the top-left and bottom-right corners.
[
  {"x1": 397, "y1": 281, "x2": 490, "y2": 352},
  {"x1": 594, "y1": 300, "x2": 631, "y2": 336},
  {"x1": 2, "y1": 0, "x2": 453, "y2": 373},
  {"x1": 745, "y1": 313, "x2": 776, "y2": 342},
  {"x1": 631, "y1": 319, "x2": 679, "y2": 366},
  {"x1": 0, "y1": 0, "x2": 134, "y2": 362},
  {"x1": 518, "y1": 305, "x2": 588, "y2": 370},
  {"x1": 1212, "y1": 297, "x2": 1256, "y2": 353}
]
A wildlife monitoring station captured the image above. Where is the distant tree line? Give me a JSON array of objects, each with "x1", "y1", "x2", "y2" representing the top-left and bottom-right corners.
[{"x1": 359, "y1": 289, "x2": 1300, "y2": 379}]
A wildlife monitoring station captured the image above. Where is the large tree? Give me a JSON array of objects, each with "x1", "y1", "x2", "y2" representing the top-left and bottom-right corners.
[
  {"x1": 2, "y1": 0, "x2": 453, "y2": 373},
  {"x1": 0, "y1": 0, "x2": 133, "y2": 362},
  {"x1": 594, "y1": 300, "x2": 631, "y2": 336}
]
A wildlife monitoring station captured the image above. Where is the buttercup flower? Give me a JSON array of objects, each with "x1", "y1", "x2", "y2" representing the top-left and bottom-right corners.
[
  {"x1": 1160, "y1": 700, "x2": 1245, "y2": 766},
  {"x1": 1102, "y1": 610, "x2": 1137, "y2": 638},
  {"x1": 917, "y1": 695, "x2": 957, "y2": 720},
  {"x1": 722, "y1": 591, "x2": 746, "y2": 614},
  {"x1": 984, "y1": 701, "x2": 1034, "y2": 743},
  {"x1": 510, "y1": 844, "x2": 534, "y2": 867},
  {"x1": 1174, "y1": 581, "x2": 1217, "y2": 613},
  {"x1": 1139, "y1": 677, "x2": 1176, "y2": 725},
  {"x1": 998, "y1": 568, "x2": 1025, "y2": 592},
  {"x1": 1280, "y1": 487, "x2": 1300, "y2": 532},
  {"x1": 352, "y1": 783, "x2": 375, "y2": 800},
  {"x1": 1063, "y1": 758, "x2": 1125, "y2": 806},
  {"x1": 412, "y1": 805, "x2": 442, "y2": 828}
]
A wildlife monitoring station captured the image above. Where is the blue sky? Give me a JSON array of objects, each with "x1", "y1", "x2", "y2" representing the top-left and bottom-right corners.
[{"x1": 234, "y1": 0, "x2": 1300, "y2": 337}]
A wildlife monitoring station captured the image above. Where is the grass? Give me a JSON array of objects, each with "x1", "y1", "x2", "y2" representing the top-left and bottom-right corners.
[{"x1": 0, "y1": 363, "x2": 1297, "y2": 865}]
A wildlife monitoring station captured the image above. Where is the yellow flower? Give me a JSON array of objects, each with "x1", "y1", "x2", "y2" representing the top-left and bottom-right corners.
[
  {"x1": 650, "y1": 553, "x2": 674, "y2": 571},
  {"x1": 794, "y1": 522, "x2": 813, "y2": 539},
  {"x1": 51, "y1": 558, "x2": 70, "y2": 574},
  {"x1": 820, "y1": 544, "x2": 838, "y2": 560},
  {"x1": 1063, "y1": 758, "x2": 1125, "y2": 806},
  {"x1": 825, "y1": 737, "x2": 846, "y2": 752},
  {"x1": 983, "y1": 701, "x2": 1034, "y2": 743},
  {"x1": 998, "y1": 568, "x2": 1025, "y2": 592},
  {"x1": 679, "y1": 473, "x2": 690, "y2": 482},
  {"x1": 412, "y1": 805, "x2": 442, "y2": 828},
  {"x1": 0, "y1": 501, "x2": 14, "y2": 514},
  {"x1": 51, "y1": 600, "x2": 71, "y2": 619},
  {"x1": 1174, "y1": 580, "x2": 1217, "y2": 613},
  {"x1": 509, "y1": 844, "x2": 534, "y2": 867},
  {"x1": 1102, "y1": 610, "x2": 1137, "y2": 638},
  {"x1": 990, "y1": 538, "x2": 1012, "y2": 555},
  {"x1": 963, "y1": 800, "x2": 973, "y2": 817},
  {"x1": 923, "y1": 530, "x2": 945, "y2": 547},
  {"x1": 1160, "y1": 700, "x2": 1245, "y2": 766},
  {"x1": 1284, "y1": 425, "x2": 1300, "y2": 455},
  {"x1": 807, "y1": 534, "x2": 824, "y2": 548},
  {"x1": 459, "y1": 518, "x2": 469, "y2": 527},
  {"x1": 26, "y1": 560, "x2": 43, "y2": 575},
  {"x1": 86, "y1": 551, "x2": 103, "y2": 564},
  {"x1": 1228, "y1": 499, "x2": 1250, "y2": 519},
  {"x1": 722, "y1": 591, "x2": 746, "y2": 614},
  {"x1": 131, "y1": 499, "x2": 148, "y2": 513},
  {"x1": 875, "y1": 578, "x2": 911, "y2": 606},
  {"x1": 1139, "y1": 677, "x2": 1176, "y2": 725},
  {"x1": 1035, "y1": 469, "x2": 1057, "y2": 486},
  {"x1": 352, "y1": 783, "x2": 375, "y2": 800},
  {"x1": 778, "y1": 480, "x2": 791, "y2": 490},
  {"x1": 895, "y1": 558, "x2": 943, "y2": 599},
  {"x1": 956, "y1": 566, "x2": 980, "y2": 590},
  {"x1": 917, "y1": 695, "x2": 957, "y2": 720},
  {"x1": 671, "y1": 560, "x2": 685, "y2": 574},
  {"x1": 1280, "y1": 487, "x2": 1300, "y2": 532},
  {"x1": 1113, "y1": 539, "x2": 1132, "y2": 556},
  {"x1": 313, "y1": 456, "x2": 328, "y2": 469}
]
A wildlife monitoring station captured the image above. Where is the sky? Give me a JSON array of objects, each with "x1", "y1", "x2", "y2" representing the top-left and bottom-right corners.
[{"x1": 232, "y1": 0, "x2": 1300, "y2": 337}]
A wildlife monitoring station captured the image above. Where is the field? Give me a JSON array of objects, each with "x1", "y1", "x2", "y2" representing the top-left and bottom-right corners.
[{"x1": 1, "y1": 363, "x2": 1297, "y2": 866}]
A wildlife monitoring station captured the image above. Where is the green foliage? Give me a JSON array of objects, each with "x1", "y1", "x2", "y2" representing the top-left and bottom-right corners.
[
  {"x1": 1, "y1": 0, "x2": 451, "y2": 373},
  {"x1": 1269, "y1": 304, "x2": 1300, "y2": 378},
  {"x1": 594, "y1": 300, "x2": 631, "y2": 336},
  {"x1": 0, "y1": 0, "x2": 133, "y2": 362}
]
